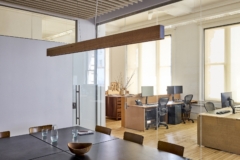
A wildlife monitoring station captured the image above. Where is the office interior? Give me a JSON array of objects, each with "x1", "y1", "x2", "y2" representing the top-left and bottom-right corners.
[{"x1": 1, "y1": 0, "x2": 240, "y2": 159}]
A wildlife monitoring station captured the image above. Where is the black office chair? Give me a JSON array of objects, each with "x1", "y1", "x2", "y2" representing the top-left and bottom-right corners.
[
  {"x1": 182, "y1": 94, "x2": 194, "y2": 123},
  {"x1": 156, "y1": 97, "x2": 169, "y2": 129},
  {"x1": 204, "y1": 102, "x2": 215, "y2": 112}
]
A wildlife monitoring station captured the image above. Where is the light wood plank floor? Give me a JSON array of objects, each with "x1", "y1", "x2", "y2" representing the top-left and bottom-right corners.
[{"x1": 106, "y1": 118, "x2": 240, "y2": 160}]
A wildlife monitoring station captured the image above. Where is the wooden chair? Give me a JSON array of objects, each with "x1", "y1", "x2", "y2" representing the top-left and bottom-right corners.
[
  {"x1": 0, "y1": 131, "x2": 10, "y2": 138},
  {"x1": 123, "y1": 132, "x2": 144, "y2": 145},
  {"x1": 157, "y1": 141, "x2": 184, "y2": 156},
  {"x1": 29, "y1": 124, "x2": 52, "y2": 134},
  {"x1": 95, "y1": 125, "x2": 112, "y2": 135}
]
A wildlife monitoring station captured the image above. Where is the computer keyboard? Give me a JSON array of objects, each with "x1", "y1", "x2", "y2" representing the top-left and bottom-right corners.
[
  {"x1": 216, "y1": 110, "x2": 231, "y2": 114},
  {"x1": 146, "y1": 103, "x2": 157, "y2": 106}
]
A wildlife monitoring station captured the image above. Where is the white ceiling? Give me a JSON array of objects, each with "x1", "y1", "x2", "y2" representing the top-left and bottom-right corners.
[{"x1": 105, "y1": 0, "x2": 236, "y2": 34}]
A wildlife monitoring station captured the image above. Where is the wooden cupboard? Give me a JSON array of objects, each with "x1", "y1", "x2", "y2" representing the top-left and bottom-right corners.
[{"x1": 105, "y1": 96, "x2": 122, "y2": 120}]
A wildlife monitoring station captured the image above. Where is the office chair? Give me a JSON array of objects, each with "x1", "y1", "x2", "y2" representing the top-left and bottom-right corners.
[
  {"x1": 95, "y1": 125, "x2": 111, "y2": 135},
  {"x1": 182, "y1": 94, "x2": 194, "y2": 123},
  {"x1": 204, "y1": 102, "x2": 215, "y2": 112},
  {"x1": 29, "y1": 124, "x2": 52, "y2": 134},
  {"x1": 0, "y1": 131, "x2": 10, "y2": 138},
  {"x1": 123, "y1": 132, "x2": 144, "y2": 145},
  {"x1": 156, "y1": 97, "x2": 169, "y2": 129},
  {"x1": 157, "y1": 141, "x2": 184, "y2": 156}
]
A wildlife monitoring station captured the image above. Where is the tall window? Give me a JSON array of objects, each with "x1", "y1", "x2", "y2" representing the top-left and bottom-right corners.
[
  {"x1": 158, "y1": 36, "x2": 171, "y2": 94},
  {"x1": 126, "y1": 36, "x2": 172, "y2": 94},
  {"x1": 205, "y1": 24, "x2": 240, "y2": 102}
]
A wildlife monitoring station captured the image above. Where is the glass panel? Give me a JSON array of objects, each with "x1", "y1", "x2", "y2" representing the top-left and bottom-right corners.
[
  {"x1": 72, "y1": 50, "x2": 105, "y2": 129},
  {"x1": 0, "y1": 5, "x2": 75, "y2": 43},
  {"x1": 97, "y1": 0, "x2": 205, "y2": 158}
]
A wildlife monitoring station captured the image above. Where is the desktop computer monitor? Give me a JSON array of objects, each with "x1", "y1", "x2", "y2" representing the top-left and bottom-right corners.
[
  {"x1": 221, "y1": 92, "x2": 235, "y2": 114},
  {"x1": 174, "y1": 86, "x2": 183, "y2": 94},
  {"x1": 141, "y1": 86, "x2": 154, "y2": 105},
  {"x1": 221, "y1": 92, "x2": 232, "y2": 107},
  {"x1": 167, "y1": 86, "x2": 183, "y2": 101},
  {"x1": 167, "y1": 86, "x2": 174, "y2": 94}
]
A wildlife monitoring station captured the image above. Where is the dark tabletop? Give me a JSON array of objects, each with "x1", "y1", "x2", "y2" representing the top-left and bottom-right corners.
[
  {"x1": 0, "y1": 134, "x2": 61, "y2": 160},
  {"x1": 30, "y1": 126, "x2": 118, "y2": 151},
  {"x1": 65, "y1": 139, "x2": 188, "y2": 160}
]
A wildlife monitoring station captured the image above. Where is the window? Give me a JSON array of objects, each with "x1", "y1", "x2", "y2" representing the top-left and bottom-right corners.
[
  {"x1": 205, "y1": 24, "x2": 240, "y2": 102},
  {"x1": 0, "y1": 6, "x2": 75, "y2": 43},
  {"x1": 126, "y1": 36, "x2": 172, "y2": 94},
  {"x1": 158, "y1": 36, "x2": 171, "y2": 94},
  {"x1": 87, "y1": 52, "x2": 95, "y2": 84}
]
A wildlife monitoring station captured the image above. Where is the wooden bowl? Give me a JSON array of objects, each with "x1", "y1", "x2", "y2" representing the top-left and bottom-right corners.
[{"x1": 68, "y1": 143, "x2": 92, "y2": 155}]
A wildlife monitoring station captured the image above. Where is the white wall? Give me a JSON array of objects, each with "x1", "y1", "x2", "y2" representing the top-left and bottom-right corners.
[
  {"x1": 0, "y1": 36, "x2": 72, "y2": 136},
  {"x1": 170, "y1": 24, "x2": 200, "y2": 100},
  {"x1": 109, "y1": 46, "x2": 126, "y2": 86}
]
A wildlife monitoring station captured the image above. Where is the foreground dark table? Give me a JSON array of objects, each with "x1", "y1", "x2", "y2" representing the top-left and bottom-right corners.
[
  {"x1": 0, "y1": 134, "x2": 61, "y2": 160},
  {"x1": 63, "y1": 139, "x2": 189, "y2": 160},
  {"x1": 30, "y1": 126, "x2": 117, "y2": 151}
]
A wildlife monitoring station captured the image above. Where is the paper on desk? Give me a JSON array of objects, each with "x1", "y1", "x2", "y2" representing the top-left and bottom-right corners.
[{"x1": 78, "y1": 130, "x2": 94, "y2": 136}]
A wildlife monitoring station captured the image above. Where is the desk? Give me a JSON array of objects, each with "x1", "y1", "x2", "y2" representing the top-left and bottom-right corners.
[
  {"x1": 197, "y1": 107, "x2": 240, "y2": 155},
  {"x1": 126, "y1": 101, "x2": 184, "y2": 131}
]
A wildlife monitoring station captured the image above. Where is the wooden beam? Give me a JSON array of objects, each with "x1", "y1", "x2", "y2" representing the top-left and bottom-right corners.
[{"x1": 47, "y1": 25, "x2": 164, "y2": 56}]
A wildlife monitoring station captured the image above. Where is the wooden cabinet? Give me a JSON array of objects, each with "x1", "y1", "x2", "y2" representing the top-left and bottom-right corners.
[{"x1": 106, "y1": 96, "x2": 122, "y2": 120}]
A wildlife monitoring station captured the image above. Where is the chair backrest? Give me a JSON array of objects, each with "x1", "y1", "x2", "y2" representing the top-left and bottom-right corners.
[
  {"x1": 204, "y1": 102, "x2": 215, "y2": 112},
  {"x1": 183, "y1": 94, "x2": 193, "y2": 110},
  {"x1": 95, "y1": 125, "x2": 111, "y2": 135},
  {"x1": 0, "y1": 131, "x2": 10, "y2": 138},
  {"x1": 123, "y1": 132, "x2": 144, "y2": 145},
  {"x1": 29, "y1": 124, "x2": 52, "y2": 134},
  {"x1": 157, "y1": 141, "x2": 184, "y2": 156},
  {"x1": 158, "y1": 97, "x2": 169, "y2": 116}
]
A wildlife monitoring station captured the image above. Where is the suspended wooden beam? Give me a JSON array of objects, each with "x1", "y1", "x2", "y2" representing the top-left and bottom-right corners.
[{"x1": 47, "y1": 25, "x2": 164, "y2": 56}]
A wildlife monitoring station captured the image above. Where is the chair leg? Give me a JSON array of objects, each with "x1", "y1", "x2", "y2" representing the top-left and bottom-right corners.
[
  {"x1": 182, "y1": 113, "x2": 185, "y2": 124},
  {"x1": 188, "y1": 118, "x2": 194, "y2": 123},
  {"x1": 159, "y1": 122, "x2": 168, "y2": 129}
]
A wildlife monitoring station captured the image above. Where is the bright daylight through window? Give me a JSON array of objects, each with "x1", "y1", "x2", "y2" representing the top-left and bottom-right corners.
[{"x1": 205, "y1": 24, "x2": 240, "y2": 102}]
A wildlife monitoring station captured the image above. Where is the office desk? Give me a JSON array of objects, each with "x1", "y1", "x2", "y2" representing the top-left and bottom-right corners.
[
  {"x1": 125, "y1": 101, "x2": 184, "y2": 131},
  {"x1": 197, "y1": 107, "x2": 240, "y2": 155}
]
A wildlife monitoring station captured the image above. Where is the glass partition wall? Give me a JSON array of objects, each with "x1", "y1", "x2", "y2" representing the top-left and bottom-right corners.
[
  {"x1": 71, "y1": 0, "x2": 240, "y2": 158},
  {"x1": 94, "y1": 0, "x2": 226, "y2": 159},
  {"x1": 72, "y1": 50, "x2": 105, "y2": 130},
  {"x1": 0, "y1": 5, "x2": 75, "y2": 43}
]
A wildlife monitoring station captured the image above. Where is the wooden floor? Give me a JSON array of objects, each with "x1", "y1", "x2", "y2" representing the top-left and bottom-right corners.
[{"x1": 106, "y1": 118, "x2": 240, "y2": 160}]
